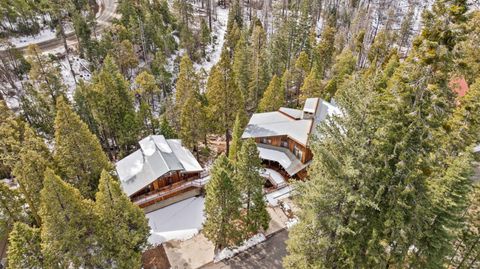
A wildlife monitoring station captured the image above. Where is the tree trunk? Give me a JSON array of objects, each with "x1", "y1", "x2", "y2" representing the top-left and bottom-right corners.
[{"x1": 59, "y1": 21, "x2": 78, "y2": 85}]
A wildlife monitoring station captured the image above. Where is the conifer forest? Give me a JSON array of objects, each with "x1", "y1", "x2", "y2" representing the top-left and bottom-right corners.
[{"x1": 0, "y1": 0, "x2": 479, "y2": 268}]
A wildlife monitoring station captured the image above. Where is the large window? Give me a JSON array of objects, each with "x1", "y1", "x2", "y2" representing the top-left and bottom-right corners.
[{"x1": 293, "y1": 144, "x2": 303, "y2": 160}]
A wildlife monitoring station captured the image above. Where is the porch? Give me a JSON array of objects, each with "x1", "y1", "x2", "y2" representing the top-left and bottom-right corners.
[
  {"x1": 132, "y1": 171, "x2": 209, "y2": 208},
  {"x1": 256, "y1": 144, "x2": 310, "y2": 180}
]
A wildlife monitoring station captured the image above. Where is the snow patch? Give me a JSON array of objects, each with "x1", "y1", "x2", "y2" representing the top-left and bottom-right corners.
[
  {"x1": 285, "y1": 218, "x2": 298, "y2": 229},
  {"x1": 146, "y1": 197, "x2": 205, "y2": 245},
  {"x1": 266, "y1": 186, "x2": 293, "y2": 207},
  {"x1": 214, "y1": 233, "x2": 266, "y2": 262}
]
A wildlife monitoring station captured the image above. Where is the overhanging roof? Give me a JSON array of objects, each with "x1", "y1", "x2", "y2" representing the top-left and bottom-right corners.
[
  {"x1": 115, "y1": 135, "x2": 203, "y2": 197},
  {"x1": 257, "y1": 144, "x2": 309, "y2": 176}
]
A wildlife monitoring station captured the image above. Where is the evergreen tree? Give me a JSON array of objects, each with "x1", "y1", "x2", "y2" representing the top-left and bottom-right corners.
[
  {"x1": 54, "y1": 97, "x2": 111, "y2": 198},
  {"x1": 314, "y1": 18, "x2": 336, "y2": 77},
  {"x1": 89, "y1": 55, "x2": 139, "y2": 155},
  {"x1": 233, "y1": 32, "x2": 250, "y2": 100},
  {"x1": 258, "y1": 75, "x2": 284, "y2": 112},
  {"x1": 0, "y1": 183, "x2": 27, "y2": 240},
  {"x1": 323, "y1": 49, "x2": 357, "y2": 100},
  {"x1": 284, "y1": 75, "x2": 378, "y2": 268},
  {"x1": 7, "y1": 222, "x2": 44, "y2": 269},
  {"x1": 12, "y1": 150, "x2": 49, "y2": 226},
  {"x1": 236, "y1": 139, "x2": 270, "y2": 236},
  {"x1": 94, "y1": 170, "x2": 150, "y2": 268},
  {"x1": 175, "y1": 54, "x2": 198, "y2": 112},
  {"x1": 203, "y1": 154, "x2": 242, "y2": 252},
  {"x1": 39, "y1": 169, "x2": 98, "y2": 268},
  {"x1": 247, "y1": 24, "x2": 269, "y2": 112},
  {"x1": 206, "y1": 50, "x2": 245, "y2": 155},
  {"x1": 0, "y1": 100, "x2": 23, "y2": 172},
  {"x1": 299, "y1": 65, "x2": 323, "y2": 104},
  {"x1": 112, "y1": 39, "x2": 139, "y2": 77},
  {"x1": 228, "y1": 113, "x2": 243, "y2": 162},
  {"x1": 180, "y1": 93, "x2": 207, "y2": 158},
  {"x1": 159, "y1": 116, "x2": 177, "y2": 139},
  {"x1": 135, "y1": 71, "x2": 160, "y2": 135}
]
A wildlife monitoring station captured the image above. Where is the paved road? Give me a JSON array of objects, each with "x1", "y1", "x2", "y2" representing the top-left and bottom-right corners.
[
  {"x1": 1, "y1": 0, "x2": 117, "y2": 53},
  {"x1": 201, "y1": 230, "x2": 288, "y2": 269}
]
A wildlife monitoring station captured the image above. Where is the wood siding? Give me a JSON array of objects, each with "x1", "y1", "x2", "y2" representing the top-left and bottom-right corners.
[
  {"x1": 130, "y1": 171, "x2": 201, "y2": 202},
  {"x1": 254, "y1": 136, "x2": 313, "y2": 163}
]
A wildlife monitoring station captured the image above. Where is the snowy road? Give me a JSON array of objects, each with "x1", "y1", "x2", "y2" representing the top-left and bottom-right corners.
[{"x1": 0, "y1": 0, "x2": 118, "y2": 53}]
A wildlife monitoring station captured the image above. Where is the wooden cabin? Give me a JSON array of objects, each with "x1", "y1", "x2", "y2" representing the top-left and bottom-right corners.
[
  {"x1": 115, "y1": 135, "x2": 205, "y2": 210},
  {"x1": 242, "y1": 98, "x2": 340, "y2": 180}
]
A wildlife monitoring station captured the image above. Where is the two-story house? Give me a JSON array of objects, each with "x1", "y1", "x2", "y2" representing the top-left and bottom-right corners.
[{"x1": 242, "y1": 98, "x2": 340, "y2": 180}]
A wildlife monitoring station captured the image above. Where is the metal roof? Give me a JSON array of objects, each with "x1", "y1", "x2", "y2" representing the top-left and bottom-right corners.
[
  {"x1": 115, "y1": 135, "x2": 203, "y2": 197},
  {"x1": 242, "y1": 98, "x2": 340, "y2": 146}
]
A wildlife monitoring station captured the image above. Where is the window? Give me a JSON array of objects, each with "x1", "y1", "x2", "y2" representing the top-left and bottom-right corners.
[
  {"x1": 281, "y1": 138, "x2": 289, "y2": 148},
  {"x1": 260, "y1": 137, "x2": 272, "y2": 144},
  {"x1": 293, "y1": 144, "x2": 303, "y2": 160}
]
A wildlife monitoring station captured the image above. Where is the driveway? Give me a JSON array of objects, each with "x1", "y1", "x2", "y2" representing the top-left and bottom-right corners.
[{"x1": 201, "y1": 229, "x2": 288, "y2": 269}]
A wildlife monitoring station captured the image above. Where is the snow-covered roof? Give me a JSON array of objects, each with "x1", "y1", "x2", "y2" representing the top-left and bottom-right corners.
[
  {"x1": 257, "y1": 144, "x2": 309, "y2": 176},
  {"x1": 242, "y1": 98, "x2": 340, "y2": 146},
  {"x1": 279, "y1": 107, "x2": 302, "y2": 119},
  {"x1": 115, "y1": 135, "x2": 203, "y2": 197},
  {"x1": 303, "y1": 98, "x2": 319, "y2": 113}
]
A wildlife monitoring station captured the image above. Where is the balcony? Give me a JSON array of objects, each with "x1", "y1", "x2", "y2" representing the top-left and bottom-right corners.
[{"x1": 133, "y1": 172, "x2": 210, "y2": 208}]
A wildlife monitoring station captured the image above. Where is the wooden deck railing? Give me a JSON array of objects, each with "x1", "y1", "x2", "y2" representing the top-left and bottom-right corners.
[{"x1": 133, "y1": 175, "x2": 210, "y2": 206}]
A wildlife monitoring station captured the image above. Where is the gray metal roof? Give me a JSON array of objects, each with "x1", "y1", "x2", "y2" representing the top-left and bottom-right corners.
[
  {"x1": 257, "y1": 144, "x2": 309, "y2": 176},
  {"x1": 115, "y1": 135, "x2": 203, "y2": 197},
  {"x1": 242, "y1": 98, "x2": 340, "y2": 146}
]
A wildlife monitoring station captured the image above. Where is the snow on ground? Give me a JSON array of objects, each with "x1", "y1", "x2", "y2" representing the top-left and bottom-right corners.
[
  {"x1": 146, "y1": 196, "x2": 205, "y2": 246},
  {"x1": 266, "y1": 186, "x2": 293, "y2": 206},
  {"x1": 3, "y1": 28, "x2": 57, "y2": 48},
  {"x1": 194, "y1": 6, "x2": 229, "y2": 74},
  {"x1": 59, "y1": 55, "x2": 92, "y2": 97},
  {"x1": 262, "y1": 168, "x2": 286, "y2": 186},
  {"x1": 214, "y1": 233, "x2": 266, "y2": 262},
  {"x1": 285, "y1": 217, "x2": 298, "y2": 229}
]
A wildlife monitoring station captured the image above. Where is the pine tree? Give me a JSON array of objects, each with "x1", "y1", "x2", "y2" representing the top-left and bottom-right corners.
[
  {"x1": 233, "y1": 32, "x2": 250, "y2": 100},
  {"x1": 258, "y1": 75, "x2": 284, "y2": 112},
  {"x1": 203, "y1": 154, "x2": 242, "y2": 251},
  {"x1": 7, "y1": 222, "x2": 44, "y2": 269},
  {"x1": 39, "y1": 169, "x2": 98, "y2": 268},
  {"x1": 113, "y1": 39, "x2": 139, "y2": 77},
  {"x1": 314, "y1": 18, "x2": 336, "y2": 77},
  {"x1": 180, "y1": 93, "x2": 207, "y2": 158},
  {"x1": 54, "y1": 97, "x2": 111, "y2": 198},
  {"x1": 94, "y1": 170, "x2": 149, "y2": 268},
  {"x1": 228, "y1": 113, "x2": 243, "y2": 162},
  {"x1": 200, "y1": 18, "x2": 211, "y2": 56},
  {"x1": 90, "y1": 54, "x2": 139, "y2": 155},
  {"x1": 206, "y1": 49, "x2": 245, "y2": 156},
  {"x1": 0, "y1": 100, "x2": 23, "y2": 171},
  {"x1": 12, "y1": 149, "x2": 49, "y2": 226},
  {"x1": 0, "y1": 183, "x2": 27, "y2": 240},
  {"x1": 159, "y1": 116, "x2": 177, "y2": 139},
  {"x1": 236, "y1": 139, "x2": 270, "y2": 236},
  {"x1": 323, "y1": 49, "x2": 357, "y2": 100},
  {"x1": 175, "y1": 54, "x2": 198, "y2": 112},
  {"x1": 247, "y1": 24, "x2": 269, "y2": 112},
  {"x1": 299, "y1": 65, "x2": 323, "y2": 104},
  {"x1": 135, "y1": 71, "x2": 160, "y2": 135},
  {"x1": 284, "y1": 75, "x2": 379, "y2": 268}
]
